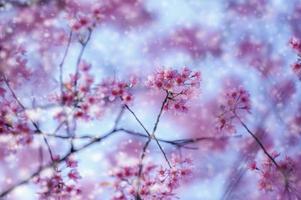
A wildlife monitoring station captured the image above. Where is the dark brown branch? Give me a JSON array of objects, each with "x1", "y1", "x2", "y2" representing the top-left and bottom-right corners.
[
  {"x1": 124, "y1": 104, "x2": 151, "y2": 136},
  {"x1": 124, "y1": 92, "x2": 172, "y2": 168},
  {"x1": 112, "y1": 106, "x2": 125, "y2": 130},
  {"x1": 152, "y1": 91, "x2": 169, "y2": 134},
  {"x1": 37, "y1": 128, "x2": 240, "y2": 149},
  {"x1": 38, "y1": 146, "x2": 43, "y2": 171},
  {"x1": 237, "y1": 116, "x2": 279, "y2": 168},
  {"x1": 135, "y1": 138, "x2": 151, "y2": 200},
  {"x1": 151, "y1": 91, "x2": 171, "y2": 167}
]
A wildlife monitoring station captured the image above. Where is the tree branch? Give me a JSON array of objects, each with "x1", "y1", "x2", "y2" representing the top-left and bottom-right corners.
[
  {"x1": 237, "y1": 116, "x2": 279, "y2": 168},
  {"x1": 2, "y1": 74, "x2": 55, "y2": 162},
  {"x1": 0, "y1": 128, "x2": 118, "y2": 198},
  {"x1": 59, "y1": 30, "x2": 73, "y2": 100}
]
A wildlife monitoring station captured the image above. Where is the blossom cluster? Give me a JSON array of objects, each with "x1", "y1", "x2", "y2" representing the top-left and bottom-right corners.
[
  {"x1": 53, "y1": 61, "x2": 98, "y2": 121},
  {"x1": 249, "y1": 155, "x2": 301, "y2": 199},
  {"x1": 53, "y1": 66, "x2": 200, "y2": 123},
  {"x1": 96, "y1": 77, "x2": 136, "y2": 104},
  {"x1": 146, "y1": 67, "x2": 201, "y2": 112},
  {"x1": 110, "y1": 155, "x2": 192, "y2": 200},
  {"x1": 289, "y1": 37, "x2": 301, "y2": 80},
  {"x1": 217, "y1": 87, "x2": 251, "y2": 132},
  {"x1": 0, "y1": 100, "x2": 32, "y2": 154},
  {"x1": 0, "y1": 47, "x2": 31, "y2": 84},
  {"x1": 35, "y1": 157, "x2": 81, "y2": 199},
  {"x1": 69, "y1": 5, "x2": 103, "y2": 32},
  {"x1": 289, "y1": 37, "x2": 301, "y2": 55}
]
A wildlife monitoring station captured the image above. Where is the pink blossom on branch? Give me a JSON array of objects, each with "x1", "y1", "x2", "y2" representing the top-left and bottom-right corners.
[
  {"x1": 289, "y1": 37, "x2": 301, "y2": 80},
  {"x1": 35, "y1": 170, "x2": 81, "y2": 200},
  {"x1": 34, "y1": 156, "x2": 82, "y2": 199},
  {"x1": 249, "y1": 155, "x2": 301, "y2": 199},
  {"x1": 146, "y1": 67, "x2": 201, "y2": 112},
  {"x1": 217, "y1": 86, "x2": 251, "y2": 133},
  {"x1": 0, "y1": 100, "x2": 33, "y2": 154},
  {"x1": 96, "y1": 78, "x2": 135, "y2": 104},
  {"x1": 289, "y1": 37, "x2": 301, "y2": 55},
  {"x1": 109, "y1": 155, "x2": 192, "y2": 200},
  {"x1": 291, "y1": 62, "x2": 301, "y2": 80}
]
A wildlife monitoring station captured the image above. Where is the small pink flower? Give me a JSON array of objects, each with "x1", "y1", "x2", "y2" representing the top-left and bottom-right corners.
[
  {"x1": 72, "y1": 15, "x2": 91, "y2": 31},
  {"x1": 66, "y1": 157, "x2": 78, "y2": 168},
  {"x1": 291, "y1": 62, "x2": 301, "y2": 80},
  {"x1": 249, "y1": 155, "x2": 301, "y2": 198},
  {"x1": 68, "y1": 169, "x2": 81, "y2": 182},
  {"x1": 217, "y1": 86, "x2": 251, "y2": 133},
  {"x1": 79, "y1": 61, "x2": 91, "y2": 72},
  {"x1": 248, "y1": 161, "x2": 258, "y2": 170},
  {"x1": 108, "y1": 154, "x2": 191, "y2": 199},
  {"x1": 97, "y1": 78, "x2": 134, "y2": 103},
  {"x1": 289, "y1": 37, "x2": 301, "y2": 54},
  {"x1": 147, "y1": 67, "x2": 201, "y2": 112},
  {"x1": 36, "y1": 169, "x2": 81, "y2": 199}
]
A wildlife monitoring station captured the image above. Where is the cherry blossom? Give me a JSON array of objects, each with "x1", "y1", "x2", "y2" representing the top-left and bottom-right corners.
[
  {"x1": 96, "y1": 78, "x2": 135, "y2": 104},
  {"x1": 110, "y1": 155, "x2": 192, "y2": 200},
  {"x1": 35, "y1": 170, "x2": 81, "y2": 200},
  {"x1": 250, "y1": 155, "x2": 301, "y2": 199},
  {"x1": 146, "y1": 67, "x2": 201, "y2": 112},
  {"x1": 289, "y1": 37, "x2": 301, "y2": 80},
  {"x1": 217, "y1": 87, "x2": 251, "y2": 132},
  {"x1": 289, "y1": 37, "x2": 301, "y2": 55},
  {"x1": 35, "y1": 156, "x2": 82, "y2": 199}
]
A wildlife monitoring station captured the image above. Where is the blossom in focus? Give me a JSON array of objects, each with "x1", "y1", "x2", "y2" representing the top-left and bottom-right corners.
[{"x1": 146, "y1": 67, "x2": 201, "y2": 112}]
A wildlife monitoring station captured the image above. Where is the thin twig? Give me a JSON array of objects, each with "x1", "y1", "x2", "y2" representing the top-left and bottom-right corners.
[
  {"x1": 2, "y1": 74, "x2": 55, "y2": 162},
  {"x1": 124, "y1": 104, "x2": 151, "y2": 137},
  {"x1": 136, "y1": 138, "x2": 151, "y2": 200},
  {"x1": 0, "y1": 129, "x2": 118, "y2": 198},
  {"x1": 37, "y1": 128, "x2": 240, "y2": 149},
  {"x1": 112, "y1": 106, "x2": 125, "y2": 130},
  {"x1": 59, "y1": 30, "x2": 73, "y2": 100},
  {"x1": 152, "y1": 91, "x2": 169, "y2": 134},
  {"x1": 150, "y1": 91, "x2": 171, "y2": 167},
  {"x1": 124, "y1": 92, "x2": 172, "y2": 167},
  {"x1": 73, "y1": 28, "x2": 92, "y2": 94},
  {"x1": 237, "y1": 116, "x2": 279, "y2": 168}
]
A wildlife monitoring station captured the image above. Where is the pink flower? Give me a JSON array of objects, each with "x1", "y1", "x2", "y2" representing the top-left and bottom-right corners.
[
  {"x1": 250, "y1": 155, "x2": 301, "y2": 199},
  {"x1": 108, "y1": 154, "x2": 191, "y2": 199},
  {"x1": 291, "y1": 62, "x2": 301, "y2": 80},
  {"x1": 68, "y1": 169, "x2": 81, "y2": 182},
  {"x1": 217, "y1": 86, "x2": 251, "y2": 132},
  {"x1": 289, "y1": 37, "x2": 301, "y2": 54},
  {"x1": 66, "y1": 157, "x2": 78, "y2": 168},
  {"x1": 36, "y1": 169, "x2": 81, "y2": 199},
  {"x1": 71, "y1": 15, "x2": 92, "y2": 31},
  {"x1": 248, "y1": 161, "x2": 258, "y2": 170},
  {"x1": 147, "y1": 67, "x2": 201, "y2": 112},
  {"x1": 79, "y1": 61, "x2": 91, "y2": 72},
  {"x1": 289, "y1": 37, "x2": 301, "y2": 80},
  {"x1": 97, "y1": 78, "x2": 134, "y2": 103}
]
